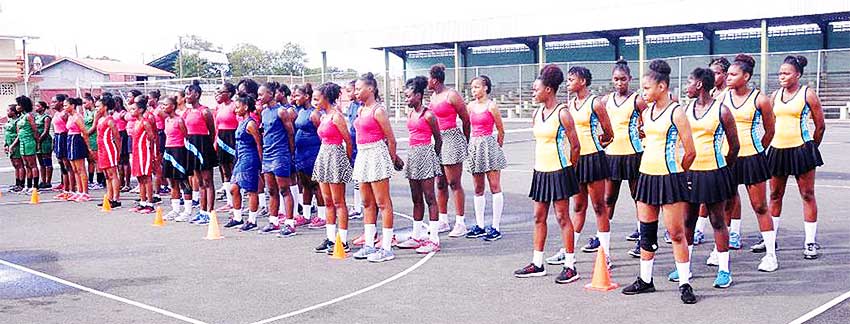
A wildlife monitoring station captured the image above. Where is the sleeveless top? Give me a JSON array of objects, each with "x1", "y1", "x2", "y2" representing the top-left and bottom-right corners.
[
  {"x1": 639, "y1": 102, "x2": 683, "y2": 176},
  {"x1": 97, "y1": 115, "x2": 116, "y2": 150},
  {"x1": 67, "y1": 114, "x2": 83, "y2": 135},
  {"x1": 35, "y1": 113, "x2": 48, "y2": 138},
  {"x1": 153, "y1": 107, "x2": 165, "y2": 130},
  {"x1": 431, "y1": 100, "x2": 458, "y2": 130},
  {"x1": 235, "y1": 118, "x2": 259, "y2": 163},
  {"x1": 407, "y1": 109, "x2": 432, "y2": 146},
  {"x1": 132, "y1": 118, "x2": 150, "y2": 152},
  {"x1": 469, "y1": 103, "x2": 495, "y2": 137},
  {"x1": 569, "y1": 95, "x2": 603, "y2": 155},
  {"x1": 772, "y1": 85, "x2": 812, "y2": 149},
  {"x1": 354, "y1": 104, "x2": 386, "y2": 144},
  {"x1": 606, "y1": 92, "x2": 643, "y2": 155},
  {"x1": 294, "y1": 107, "x2": 322, "y2": 150},
  {"x1": 532, "y1": 104, "x2": 572, "y2": 172},
  {"x1": 724, "y1": 89, "x2": 764, "y2": 157},
  {"x1": 53, "y1": 112, "x2": 68, "y2": 134},
  {"x1": 215, "y1": 101, "x2": 238, "y2": 131},
  {"x1": 4, "y1": 116, "x2": 18, "y2": 147},
  {"x1": 16, "y1": 114, "x2": 35, "y2": 140},
  {"x1": 84, "y1": 110, "x2": 96, "y2": 139},
  {"x1": 261, "y1": 104, "x2": 291, "y2": 158},
  {"x1": 317, "y1": 114, "x2": 343, "y2": 145},
  {"x1": 184, "y1": 106, "x2": 210, "y2": 135},
  {"x1": 164, "y1": 116, "x2": 186, "y2": 148},
  {"x1": 112, "y1": 111, "x2": 127, "y2": 131},
  {"x1": 710, "y1": 87, "x2": 728, "y2": 101},
  {"x1": 687, "y1": 99, "x2": 726, "y2": 171}
]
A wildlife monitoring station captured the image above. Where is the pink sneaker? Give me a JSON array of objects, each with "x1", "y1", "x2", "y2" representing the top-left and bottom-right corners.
[
  {"x1": 75, "y1": 193, "x2": 91, "y2": 202},
  {"x1": 415, "y1": 240, "x2": 441, "y2": 254},
  {"x1": 375, "y1": 235, "x2": 398, "y2": 248},
  {"x1": 437, "y1": 220, "x2": 451, "y2": 233},
  {"x1": 397, "y1": 238, "x2": 423, "y2": 249},
  {"x1": 67, "y1": 193, "x2": 82, "y2": 202},
  {"x1": 294, "y1": 216, "x2": 309, "y2": 227},
  {"x1": 216, "y1": 204, "x2": 233, "y2": 212},
  {"x1": 307, "y1": 217, "x2": 326, "y2": 229}
]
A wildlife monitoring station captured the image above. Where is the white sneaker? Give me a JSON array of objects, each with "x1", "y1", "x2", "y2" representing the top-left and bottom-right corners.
[
  {"x1": 706, "y1": 250, "x2": 719, "y2": 266},
  {"x1": 164, "y1": 210, "x2": 180, "y2": 221},
  {"x1": 437, "y1": 220, "x2": 451, "y2": 234},
  {"x1": 174, "y1": 213, "x2": 191, "y2": 222},
  {"x1": 130, "y1": 185, "x2": 141, "y2": 193},
  {"x1": 758, "y1": 254, "x2": 779, "y2": 272},
  {"x1": 546, "y1": 248, "x2": 566, "y2": 265},
  {"x1": 448, "y1": 223, "x2": 467, "y2": 238}
]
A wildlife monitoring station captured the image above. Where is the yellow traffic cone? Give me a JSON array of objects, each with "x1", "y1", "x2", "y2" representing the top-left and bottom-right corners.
[
  {"x1": 30, "y1": 189, "x2": 40, "y2": 204},
  {"x1": 331, "y1": 232, "x2": 347, "y2": 259},
  {"x1": 152, "y1": 207, "x2": 165, "y2": 227},
  {"x1": 204, "y1": 211, "x2": 223, "y2": 240},
  {"x1": 102, "y1": 195, "x2": 112, "y2": 212}
]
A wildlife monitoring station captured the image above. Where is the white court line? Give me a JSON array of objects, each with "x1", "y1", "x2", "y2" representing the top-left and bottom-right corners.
[
  {"x1": 249, "y1": 211, "x2": 433, "y2": 324},
  {"x1": 788, "y1": 290, "x2": 850, "y2": 324},
  {"x1": 0, "y1": 259, "x2": 207, "y2": 324}
]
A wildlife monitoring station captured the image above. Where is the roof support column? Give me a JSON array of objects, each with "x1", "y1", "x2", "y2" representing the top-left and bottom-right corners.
[
  {"x1": 538, "y1": 36, "x2": 546, "y2": 70},
  {"x1": 453, "y1": 42, "x2": 462, "y2": 91},
  {"x1": 321, "y1": 51, "x2": 327, "y2": 83},
  {"x1": 607, "y1": 37, "x2": 621, "y2": 61},
  {"x1": 760, "y1": 19, "x2": 768, "y2": 91},
  {"x1": 402, "y1": 53, "x2": 408, "y2": 85},
  {"x1": 704, "y1": 30, "x2": 715, "y2": 55},
  {"x1": 819, "y1": 22, "x2": 830, "y2": 49},
  {"x1": 22, "y1": 38, "x2": 29, "y2": 95},
  {"x1": 638, "y1": 28, "x2": 646, "y2": 86},
  {"x1": 383, "y1": 48, "x2": 391, "y2": 106}
]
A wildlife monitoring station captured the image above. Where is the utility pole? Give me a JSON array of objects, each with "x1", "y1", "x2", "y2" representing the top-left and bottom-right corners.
[{"x1": 178, "y1": 36, "x2": 184, "y2": 78}]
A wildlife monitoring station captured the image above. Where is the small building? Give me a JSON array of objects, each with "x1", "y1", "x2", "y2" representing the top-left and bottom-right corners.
[{"x1": 33, "y1": 57, "x2": 174, "y2": 102}]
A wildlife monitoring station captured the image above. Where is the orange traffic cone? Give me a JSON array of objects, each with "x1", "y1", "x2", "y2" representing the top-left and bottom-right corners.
[
  {"x1": 30, "y1": 189, "x2": 40, "y2": 204},
  {"x1": 331, "y1": 233, "x2": 347, "y2": 259},
  {"x1": 102, "y1": 195, "x2": 112, "y2": 212},
  {"x1": 584, "y1": 248, "x2": 618, "y2": 291},
  {"x1": 152, "y1": 207, "x2": 165, "y2": 227},
  {"x1": 204, "y1": 211, "x2": 223, "y2": 240}
]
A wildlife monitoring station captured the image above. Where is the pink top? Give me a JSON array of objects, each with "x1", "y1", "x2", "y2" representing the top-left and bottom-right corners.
[
  {"x1": 431, "y1": 100, "x2": 457, "y2": 130},
  {"x1": 53, "y1": 112, "x2": 68, "y2": 133},
  {"x1": 126, "y1": 114, "x2": 137, "y2": 133},
  {"x1": 215, "y1": 101, "x2": 238, "y2": 130},
  {"x1": 153, "y1": 108, "x2": 165, "y2": 130},
  {"x1": 353, "y1": 104, "x2": 386, "y2": 144},
  {"x1": 470, "y1": 106, "x2": 495, "y2": 137},
  {"x1": 164, "y1": 116, "x2": 186, "y2": 148},
  {"x1": 66, "y1": 114, "x2": 83, "y2": 135},
  {"x1": 184, "y1": 106, "x2": 210, "y2": 135},
  {"x1": 317, "y1": 115, "x2": 343, "y2": 145},
  {"x1": 112, "y1": 111, "x2": 127, "y2": 131},
  {"x1": 407, "y1": 110, "x2": 432, "y2": 146}
]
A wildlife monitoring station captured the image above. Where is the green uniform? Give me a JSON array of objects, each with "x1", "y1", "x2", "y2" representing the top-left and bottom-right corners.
[
  {"x1": 17, "y1": 113, "x2": 37, "y2": 156},
  {"x1": 84, "y1": 110, "x2": 97, "y2": 151},
  {"x1": 4, "y1": 116, "x2": 21, "y2": 158},
  {"x1": 35, "y1": 112, "x2": 53, "y2": 155}
]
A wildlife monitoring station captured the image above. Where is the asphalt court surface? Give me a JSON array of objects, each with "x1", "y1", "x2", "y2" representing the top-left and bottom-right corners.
[{"x1": 1, "y1": 120, "x2": 849, "y2": 323}]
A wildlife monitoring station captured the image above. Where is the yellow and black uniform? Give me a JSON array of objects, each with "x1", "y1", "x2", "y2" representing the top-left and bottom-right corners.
[
  {"x1": 569, "y1": 95, "x2": 610, "y2": 184},
  {"x1": 686, "y1": 99, "x2": 735, "y2": 204},
  {"x1": 767, "y1": 85, "x2": 823, "y2": 176},
  {"x1": 605, "y1": 92, "x2": 643, "y2": 181},
  {"x1": 529, "y1": 104, "x2": 579, "y2": 202},
  {"x1": 635, "y1": 102, "x2": 690, "y2": 205},
  {"x1": 710, "y1": 87, "x2": 728, "y2": 101},
  {"x1": 725, "y1": 89, "x2": 771, "y2": 185}
]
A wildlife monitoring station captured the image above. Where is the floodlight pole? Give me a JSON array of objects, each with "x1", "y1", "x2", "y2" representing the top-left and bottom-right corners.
[{"x1": 760, "y1": 19, "x2": 768, "y2": 91}]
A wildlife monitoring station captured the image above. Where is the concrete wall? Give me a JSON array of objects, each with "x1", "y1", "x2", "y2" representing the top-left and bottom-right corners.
[{"x1": 37, "y1": 61, "x2": 108, "y2": 89}]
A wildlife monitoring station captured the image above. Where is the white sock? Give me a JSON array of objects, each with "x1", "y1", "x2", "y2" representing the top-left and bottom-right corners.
[
  {"x1": 640, "y1": 259, "x2": 654, "y2": 283},
  {"x1": 439, "y1": 213, "x2": 448, "y2": 223},
  {"x1": 284, "y1": 218, "x2": 295, "y2": 227},
  {"x1": 259, "y1": 192, "x2": 267, "y2": 209},
  {"x1": 762, "y1": 230, "x2": 777, "y2": 256},
  {"x1": 492, "y1": 192, "x2": 503, "y2": 230},
  {"x1": 718, "y1": 251, "x2": 730, "y2": 272},
  {"x1": 455, "y1": 215, "x2": 465, "y2": 226},
  {"x1": 772, "y1": 216, "x2": 781, "y2": 235},
  {"x1": 676, "y1": 261, "x2": 691, "y2": 285},
  {"x1": 180, "y1": 201, "x2": 191, "y2": 216},
  {"x1": 687, "y1": 244, "x2": 694, "y2": 256},
  {"x1": 564, "y1": 253, "x2": 576, "y2": 269},
  {"x1": 269, "y1": 215, "x2": 280, "y2": 226},
  {"x1": 413, "y1": 221, "x2": 423, "y2": 240},
  {"x1": 339, "y1": 228, "x2": 348, "y2": 242},
  {"x1": 695, "y1": 217, "x2": 708, "y2": 233},
  {"x1": 223, "y1": 182, "x2": 233, "y2": 206},
  {"x1": 730, "y1": 219, "x2": 742, "y2": 235},
  {"x1": 171, "y1": 199, "x2": 180, "y2": 212},
  {"x1": 597, "y1": 231, "x2": 611, "y2": 256},
  {"x1": 804, "y1": 221, "x2": 818, "y2": 244},
  {"x1": 636, "y1": 221, "x2": 642, "y2": 233},
  {"x1": 352, "y1": 187, "x2": 362, "y2": 212},
  {"x1": 326, "y1": 223, "x2": 337, "y2": 241},
  {"x1": 192, "y1": 191, "x2": 199, "y2": 203},
  {"x1": 318, "y1": 206, "x2": 327, "y2": 221},
  {"x1": 364, "y1": 224, "x2": 376, "y2": 247},
  {"x1": 429, "y1": 221, "x2": 440, "y2": 244},
  {"x1": 381, "y1": 227, "x2": 393, "y2": 251},
  {"x1": 473, "y1": 195, "x2": 485, "y2": 228},
  {"x1": 248, "y1": 211, "x2": 258, "y2": 224},
  {"x1": 232, "y1": 208, "x2": 243, "y2": 222},
  {"x1": 289, "y1": 185, "x2": 299, "y2": 201},
  {"x1": 573, "y1": 232, "x2": 581, "y2": 252},
  {"x1": 532, "y1": 250, "x2": 544, "y2": 267}
]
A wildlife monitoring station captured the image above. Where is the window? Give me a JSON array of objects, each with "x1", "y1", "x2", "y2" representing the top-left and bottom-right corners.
[{"x1": 0, "y1": 83, "x2": 15, "y2": 96}]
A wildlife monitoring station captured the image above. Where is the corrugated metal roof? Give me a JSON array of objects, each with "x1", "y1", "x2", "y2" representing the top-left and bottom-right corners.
[{"x1": 40, "y1": 57, "x2": 175, "y2": 77}]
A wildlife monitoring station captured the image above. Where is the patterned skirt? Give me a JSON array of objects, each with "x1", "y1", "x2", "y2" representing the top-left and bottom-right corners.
[
  {"x1": 313, "y1": 144, "x2": 353, "y2": 184},
  {"x1": 466, "y1": 134, "x2": 507, "y2": 174},
  {"x1": 439, "y1": 127, "x2": 468, "y2": 165},
  {"x1": 353, "y1": 140, "x2": 394, "y2": 183},
  {"x1": 406, "y1": 144, "x2": 443, "y2": 180}
]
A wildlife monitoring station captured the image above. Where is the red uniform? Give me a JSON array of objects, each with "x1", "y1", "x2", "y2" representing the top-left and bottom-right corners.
[
  {"x1": 97, "y1": 115, "x2": 119, "y2": 170},
  {"x1": 131, "y1": 120, "x2": 153, "y2": 177}
]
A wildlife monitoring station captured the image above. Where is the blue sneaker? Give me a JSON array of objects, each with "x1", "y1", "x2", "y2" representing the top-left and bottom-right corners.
[
  {"x1": 353, "y1": 246, "x2": 378, "y2": 260},
  {"x1": 626, "y1": 229, "x2": 640, "y2": 241},
  {"x1": 278, "y1": 224, "x2": 296, "y2": 238},
  {"x1": 693, "y1": 230, "x2": 705, "y2": 245},
  {"x1": 729, "y1": 232, "x2": 742, "y2": 250},
  {"x1": 465, "y1": 225, "x2": 486, "y2": 238},
  {"x1": 581, "y1": 237, "x2": 600, "y2": 253},
  {"x1": 367, "y1": 248, "x2": 395, "y2": 263},
  {"x1": 668, "y1": 268, "x2": 693, "y2": 282},
  {"x1": 195, "y1": 213, "x2": 210, "y2": 225},
  {"x1": 713, "y1": 270, "x2": 732, "y2": 288},
  {"x1": 482, "y1": 226, "x2": 502, "y2": 241}
]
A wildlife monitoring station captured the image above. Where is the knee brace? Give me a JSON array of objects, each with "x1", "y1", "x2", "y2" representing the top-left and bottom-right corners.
[{"x1": 639, "y1": 221, "x2": 659, "y2": 252}]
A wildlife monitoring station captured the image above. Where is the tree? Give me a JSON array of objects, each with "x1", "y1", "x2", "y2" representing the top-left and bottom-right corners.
[
  {"x1": 269, "y1": 42, "x2": 308, "y2": 75},
  {"x1": 227, "y1": 43, "x2": 270, "y2": 77},
  {"x1": 84, "y1": 55, "x2": 118, "y2": 61},
  {"x1": 179, "y1": 34, "x2": 221, "y2": 52},
  {"x1": 178, "y1": 53, "x2": 227, "y2": 78}
]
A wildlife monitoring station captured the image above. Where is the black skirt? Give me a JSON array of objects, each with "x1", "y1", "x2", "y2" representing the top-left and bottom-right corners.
[
  {"x1": 687, "y1": 168, "x2": 736, "y2": 204},
  {"x1": 162, "y1": 147, "x2": 191, "y2": 180},
  {"x1": 119, "y1": 130, "x2": 131, "y2": 165},
  {"x1": 730, "y1": 153, "x2": 770, "y2": 185},
  {"x1": 767, "y1": 141, "x2": 823, "y2": 177},
  {"x1": 608, "y1": 153, "x2": 642, "y2": 181},
  {"x1": 529, "y1": 167, "x2": 580, "y2": 202},
  {"x1": 186, "y1": 135, "x2": 219, "y2": 171},
  {"x1": 575, "y1": 151, "x2": 610, "y2": 184},
  {"x1": 635, "y1": 172, "x2": 690, "y2": 206},
  {"x1": 216, "y1": 129, "x2": 237, "y2": 165}
]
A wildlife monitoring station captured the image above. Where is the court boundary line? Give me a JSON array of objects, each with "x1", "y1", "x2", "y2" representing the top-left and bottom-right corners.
[
  {"x1": 0, "y1": 259, "x2": 207, "y2": 324},
  {"x1": 248, "y1": 211, "x2": 434, "y2": 324},
  {"x1": 788, "y1": 290, "x2": 850, "y2": 324}
]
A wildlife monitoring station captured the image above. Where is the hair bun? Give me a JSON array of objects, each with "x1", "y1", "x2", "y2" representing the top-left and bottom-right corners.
[
  {"x1": 649, "y1": 60, "x2": 671, "y2": 76},
  {"x1": 795, "y1": 55, "x2": 808, "y2": 68},
  {"x1": 191, "y1": 80, "x2": 200, "y2": 86},
  {"x1": 616, "y1": 58, "x2": 628, "y2": 66},
  {"x1": 734, "y1": 54, "x2": 755, "y2": 68}
]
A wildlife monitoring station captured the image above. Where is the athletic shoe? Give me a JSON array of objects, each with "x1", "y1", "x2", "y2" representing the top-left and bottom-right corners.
[
  {"x1": 307, "y1": 217, "x2": 326, "y2": 229},
  {"x1": 622, "y1": 278, "x2": 656, "y2": 295},
  {"x1": 751, "y1": 239, "x2": 766, "y2": 253},
  {"x1": 628, "y1": 242, "x2": 641, "y2": 258},
  {"x1": 39, "y1": 182, "x2": 52, "y2": 189},
  {"x1": 310, "y1": 205, "x2": 318, "y2": 216},
  {"x1": 464, "y1": 225, "x2": 486, "y2": 239},
  {"x1": 138, "y1": 206, "x2": 155, "y2": 214},
  {"x1": 110, "y1": 201, "x2": 122, "y2": 209},
  {"x1": 758, "y1": 254, "x2": 779, "y2": 272},
  {"x1": 68, "y1": 192, "x2": 82, "y2": 201},
  {"x1": 189, "y1": 212, "x2": 205, "y2": 224},
  {"x1": 482, "y1": 226, "x2": 502, "y2": 241},
  {"x1": 10, "y1": 186, "x2": 23, "y2": 193},
  {"x1": 626, "y1": 229, "x2": 640, "y2": 241},
  {"x1": 158, "y1": 186, "x2": 171, "y2": 195},
  {"x1": 327, "y1": 242, "x2": 351, "y2": 254},
  {"x1": 513, "y1": 263, "x2": 546, "y2": 278},
  {"x1": 239, "y1": 222, "x2": 258, "y2": 232},
  {"x1": 259, "y1": 223, "x2": 281, "y2": 234},
  {"x1": 375, "y1": 235, "x2": 397, "y2": 248},
  {"x1": 348, "y1": 210, "x2": 362, "y2": 219},
  {"x1": 448, "y1": 223, "x2": 467, "y2": 238},
  {"x1": 693, "y1": 230, "x2": 705, "y2": 245},
  {"x1": 278, "y1": 224, "x2": 297, "y2": 237},
  {"x1": 706, "y1": 250, "x2": 719, "y2": 266},
  {"x1": 803, "y1": 243, "x2": 820, "y2": 260},
  {"x1": 174, "y1": 213, "x2": 190, "y2": 222},
  {"x1": 120, "y1": 186, "x2": 131, "y2": 193},
  {"x1": 74, "y1": 193, "x2": 91, "y2": 202},
  {"x1": 353, "y1": 246, "x2": 378, "y2": 260},
  {"x1": 130, "y1": 185, "x2": 140, "y2": 194},
  {"x1": 223, "y1": 219, "x2": 243, "y2": 228},
  {"x1": 367, "y1": 248, "x2": 395, "y2": 262},
  {"x1": 51, "y1": 183, "x2": 64, "y2": 191},
  {"x1": 165, "y1": 210, "x2": 180, "y2": 221},
  {"x1": 554, "y1": 267, "x2": 580, "y2": 284},
  {"x1": 352, "y1": 233, "x2": 377, "y2": 246},
  {"x1": 151, "y1": 196, "x2": 162, "y2": 204},
  {"x1": 53, "y1": 192, "x2": 68, "y2": 200},
  {"x1": 293, "y1": 216, "x2": 309, "y2": 227},
  {"x1": 713, "y1": 270, "x2": 732, "y2": 288},
  {"x1": 664, "y1": 230, "x2": 672, "y2": 244},
  {"x1": 581, "y1": 237, "x2": 600, "y2": 253},
  {"x1": 314, "y1": 239, "x2": 334, "y2": 253},
  {"x1": 194, "y1": 213, "x2": 210, "y2": 225},
  {"x1": 667, "y1": 268, "x2": 692, "y2": 282},
  {"x1": 87, "y1": 183, "x2": 98, "y2": 191},
  {"x1": 679, "y1": 283, "x2": 697, "y2": 304},
  {"x1": 415, "y1": 240, "x2": 440, "y2": 254},
  {"x1": 257, "y1": 206, "x2": 268, "y2": 217},
  {"x1": 546, "y1": 248, "x2": 566, "y2": 265},
  {"x1": 729, "y1": 232, "x2": 742, "y2": 250},
  {"x1": 216, "y1": 204, "x2": 233, "y2": 212},
  {"x1": 397, "y1": 238, "x2": 423, "y2": 249},
  {"x1": 437, "y1": 220, "x2": 451, "y2": 233}
]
